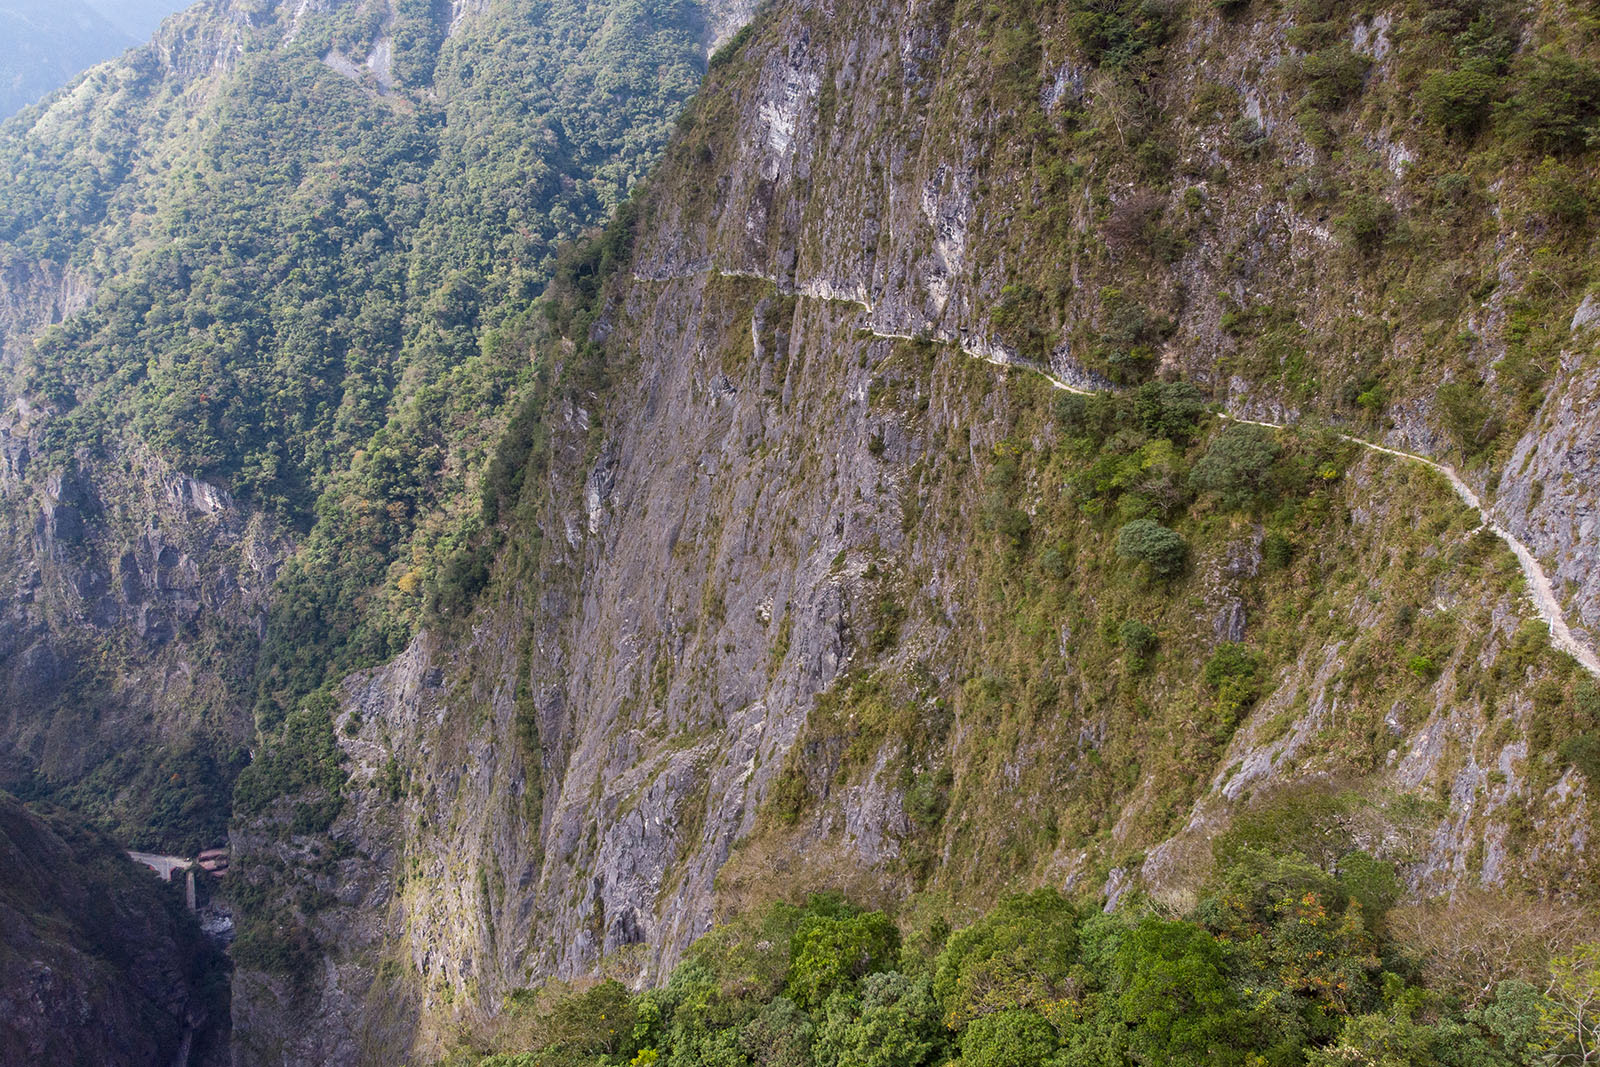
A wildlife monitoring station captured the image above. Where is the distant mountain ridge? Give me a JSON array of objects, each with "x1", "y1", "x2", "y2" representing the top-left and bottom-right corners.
[
  {"x1": 81, "y1": 0, "x2": 188, "y2": 40},
  {"x1": 0, "y1": 0, "x2": 188, "y2": 118}
]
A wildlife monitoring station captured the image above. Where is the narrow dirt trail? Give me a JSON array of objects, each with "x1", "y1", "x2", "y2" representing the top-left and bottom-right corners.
[
  {"x1": 632, "y1": 265, "x2": 1600, "y2": 679},
  {"x1": 1212, "y1": 417, "x2": 1600, "y2": 678}
]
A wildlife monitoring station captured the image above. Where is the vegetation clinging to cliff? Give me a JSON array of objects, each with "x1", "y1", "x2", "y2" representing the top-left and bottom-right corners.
[{"x1": 437, "y1": 857, "x2": 1600, "y2": 1067}]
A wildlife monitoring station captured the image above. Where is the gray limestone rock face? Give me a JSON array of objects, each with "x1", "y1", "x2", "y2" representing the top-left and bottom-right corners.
[
  {"x1": 1495, "y1": 319, "x2": 1600, "y2": 644},
  {"x1": 0, "y1": 423, "x2": 286, "y2": 805},
  {"x1": 231, "y1": 1, "x2": 1600, "y2": 1059}
]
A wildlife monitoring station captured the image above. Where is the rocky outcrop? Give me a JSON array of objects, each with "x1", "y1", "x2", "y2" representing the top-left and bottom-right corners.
[{"x1": 0, "y1": 408, "x2": 286, "y2": 841}]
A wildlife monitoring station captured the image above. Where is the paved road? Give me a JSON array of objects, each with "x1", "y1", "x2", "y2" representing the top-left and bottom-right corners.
[
  {"x1": 127, "y1": 851, "x2": 191, "y2": 880},
  {"x1": 128, "y1": 852, "x2": 197, "y2": 909}
]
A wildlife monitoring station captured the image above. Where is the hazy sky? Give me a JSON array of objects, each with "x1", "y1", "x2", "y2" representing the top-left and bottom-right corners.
[
  {"x1": 81, "y1": 0, "x2": 191, "y2": 40},
  {"x1": 1, "y1": 0, "x2": 192, "y2": 118}
]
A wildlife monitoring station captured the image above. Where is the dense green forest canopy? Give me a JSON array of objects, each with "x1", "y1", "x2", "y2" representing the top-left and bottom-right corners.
[
  {"x1": 433, "y1": 842, "x2": 1600, "y2": 1066},
  {"x1": 0, "y1": 0, "x2": 709, "y2": 849}
]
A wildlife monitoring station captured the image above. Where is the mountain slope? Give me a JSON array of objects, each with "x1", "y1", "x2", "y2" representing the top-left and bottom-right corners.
[
  {"x1": 1, "y1": 0, "x2": 1598, "y2": 1061},
  {"x1": 0, "y1": 0, "x2": 751, "y2": 854},
  {"x1": 224, "y1": 0, "x2": 1600, "y2": 1060},
  {"x1": 0, "y1": 791, "x2": 228, "y2": 1065}
]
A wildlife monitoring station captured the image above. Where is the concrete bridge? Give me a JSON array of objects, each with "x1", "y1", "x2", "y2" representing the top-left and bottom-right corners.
[{"x1": 128, "y1": 851, "x2": 201, "y2": 910}]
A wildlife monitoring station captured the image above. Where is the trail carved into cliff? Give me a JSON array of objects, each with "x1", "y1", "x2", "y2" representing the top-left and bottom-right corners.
[{"x1": 633, "y1": 264, "x2": 1600, "y2": 680}]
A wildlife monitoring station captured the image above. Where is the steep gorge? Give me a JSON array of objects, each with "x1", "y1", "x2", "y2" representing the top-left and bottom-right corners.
[
  {"x1": 1, "y1": 0, "x2": 1599, "y2": 1062},
  {"x1": 225, "y1": 0, "x2": 1600, "y2": 1060}
]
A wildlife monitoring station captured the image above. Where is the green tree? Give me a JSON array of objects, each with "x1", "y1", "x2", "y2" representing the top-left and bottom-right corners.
[
  {"x1": 1419, "y1": 60, "x2": 1502, "y2": 136},
  {"x1": 788, "y1": 907, "x2": 900, "y2": 1010},
  {"x1": 933, "y1": 888, "x2": 1080, "y2": 1028},
  {"x1": 1497, "y1": 48, "x2": 1600, "y2": 154},
  {"x1": 1542, "y1": 944, "x2": 1600, "y2": 1065},
  {"x1": 1188, "y1": 424, "x2": 1282, "y2": 509},
  {"x1": 1116, "y1": 920, "x2": 1251, "y2": 1067},
  {"x1": 959, "y1": 1009, "x2": 1059, "y2": 1067},
  {"x1": 737, "y1": 996, "x2": 814, "y2": 1067},
  {"x1": 1471, "y1": 980, "x2": 1551, "y2": 1064},
  {"x1": 1129, "y1": 381, "x2": 1208, "y2": 445},
  {"x1": 814, "y1": 972, "x2": 945, "y2": 1067}
]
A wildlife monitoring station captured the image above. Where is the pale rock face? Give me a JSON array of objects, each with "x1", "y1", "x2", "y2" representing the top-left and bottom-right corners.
[
  {"x1": 447, "y1": 0, "x2": 491, "y2": 37},
  {"x1": 755, "y1": 34, "x2": 821, "y2": 183},
  {"x1": 1495, "y1": 308, "x2": 1600, "y2": 644}
]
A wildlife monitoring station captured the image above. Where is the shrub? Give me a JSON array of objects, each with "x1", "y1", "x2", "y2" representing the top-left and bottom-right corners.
[
  {"x1": 1526, "y1": 157, "x2": 1590, "y2": 230},
  {"x1": 529, "y1": 980, "x2": 636, "y2": 1057},
  {"x1": 1497, "y1": 48, "x2": 1600, "y2": 154},
  {"x1": 1093, "y1": 288, "x2": 1174, "y2": 384},
  {"x1": 1115, "y1": 519, "x2": 1188, "y2": 578},
  {"x1": 1559, "y1": 733, "x2": 1600, "y2": 789},
  {"x1": 991, "y1": 284, "x2": 1054, "y2": 361},
  {"x1": 1294, "y1": 46, "x2": 1371, "y2": 111},
  {"x1": 232, "y1": 696, "x2": 348, "y2": 822},
  {"x1": 1388, "y1": 892, "x2": 1600, "y2": 1005},
  {"x1": 1204, "y1": 643, "x2": 1265, "y2": 722},
  {"x1": 1263, "y1": 531, "x2": 1294, "y2": 569},
  {"x1": 1436, "y1": 380, "x2": 1499, "y2": 454},
  {"x1": 430, "y1": 541, "x2": 495, "y2": 618},
  {"x1": 1408, "y1": 654, "x2": 1439, "y2": 681},
  {"x1": 1337, "y1": 851, "x2": 1402, "y2": 923},
  {"x1": 1230, "y1": 116, "x2": 1268, "y2": 156},
  {"x1": 1130, "y1": 380, "x2": 1208, "y2": 444},
  {"x1": 1066, "y1": 0, "x2": 1173, "y2": 70},
  {"x1": 1419, "y1": 60, "x2": 1502, "y2": 136},
  {"x1": 1210, "y1": 785, "x2": 1367, "y2": 876},
  {"x1": 1057, "y1": 381, "x2": 1206, "y2": 445},
  {"x1": 1121, "y1": 619, "x2": 1158, "y2": 669},
  {"x1": 1102, "y1": 190, "x2": 1167, "y2": 253},
  {"x1": 905, "y1": 769, "x2": 953, "y2": 829},
  {"x1": 990, "y1": 503, "x2": 1032, "y2": 549},
  {"x1": 1333, "y1": 194, "x2": 1396, "y2": 254}
]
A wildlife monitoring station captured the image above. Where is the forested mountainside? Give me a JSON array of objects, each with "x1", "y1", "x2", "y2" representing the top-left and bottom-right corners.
[
  {"x1": 0, "y1": 0, "x2": 749, "y2": 855},
  {"x1": 0, "y1": 791, "x2": 229, "y2": 1065},
  {"x1": 3, "y1": 0, "x2": 1600, "y2": 1063}
]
